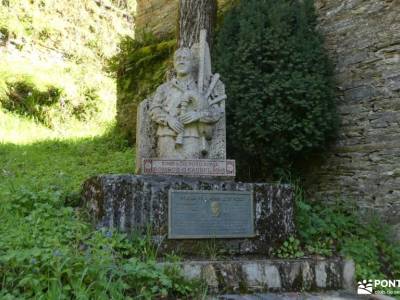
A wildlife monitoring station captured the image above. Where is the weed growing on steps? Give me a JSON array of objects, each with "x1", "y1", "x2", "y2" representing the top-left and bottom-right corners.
[
  {"x1": 289, "y1": 182, "x2": 400, "y2": 288},
  {"x1": 274, "y1": 236, "x2": 304, "y2": 259}
]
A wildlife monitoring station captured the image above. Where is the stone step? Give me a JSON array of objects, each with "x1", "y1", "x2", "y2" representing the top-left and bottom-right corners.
[
  {"x1": 207, "y1": 292, "x2": 396, "y2": 300},
  {"x1": 160, "y1": 258, "x2": 355, "y2": 294}
]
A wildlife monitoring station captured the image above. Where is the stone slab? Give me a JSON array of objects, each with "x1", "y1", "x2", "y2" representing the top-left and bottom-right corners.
[
  {"x1": 208, "y1": 291, "x2": 370, "y2": 300},
  {"x1": 142, "y1": 159, "x2": 236, "y2": 177},
  {"x1": 159, "y1": 258, "x2": 356, "y2": 294},
  {"x1": 82, "y1": 175, "x2": 295, "y2": 255},
  {"x1": 210, "y1": 293, "x2": 395, "y2": 300},
  {"x1": 168, "y1": 190, "x2": 254, "y2": 239}
]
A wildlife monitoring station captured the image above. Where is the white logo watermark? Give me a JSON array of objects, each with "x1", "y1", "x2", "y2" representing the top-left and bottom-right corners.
[
  {"x1": 357, "y1": 280, "x2": 373, "y2": 294},
  {"x1": 357, "y1": 279, "x2": 400, "y2": 295}
]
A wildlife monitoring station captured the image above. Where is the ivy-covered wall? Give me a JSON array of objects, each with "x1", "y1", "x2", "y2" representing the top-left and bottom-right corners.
[{"x1": 113, "y1": 38, "x2": 175, "y2": 142}]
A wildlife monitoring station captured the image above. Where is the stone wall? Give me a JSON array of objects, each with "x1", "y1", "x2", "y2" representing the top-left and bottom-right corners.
[
  {"x1": 133, "y1": 0, "x2": 400, "y2": 236},
  {"x1": 135, "y1": 0, "x2": 177, "y2": 37},
  {"x1": 135, "y1": 0, "x2": 231, "y2": 37},
  {"x1": 306, "y1": 0, "x2": 400, "y2": 238}
]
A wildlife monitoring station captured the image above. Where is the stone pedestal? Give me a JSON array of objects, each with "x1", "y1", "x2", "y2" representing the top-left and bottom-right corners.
[{"x1": 82, "y1": 175, "x2": 295, "y2": 255}]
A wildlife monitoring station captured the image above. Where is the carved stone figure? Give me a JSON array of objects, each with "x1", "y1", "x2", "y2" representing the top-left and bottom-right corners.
[{"x1": 136, "y1": 30, "x2": 226, "y2": 173}]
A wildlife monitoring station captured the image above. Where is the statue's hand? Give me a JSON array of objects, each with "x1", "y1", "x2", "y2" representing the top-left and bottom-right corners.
[
  {"x1": 153, "y1": 112, "x2": 167, "y2": 125},
  {"x1": 180, "y1": 111, "x2": 202, "y2": 124},
  {"x1": 184, "y1": 90, "x2": 205, "y2": 106},
  {"x1": 167, "y1": 116, "x2": 184, "y2": 133}
]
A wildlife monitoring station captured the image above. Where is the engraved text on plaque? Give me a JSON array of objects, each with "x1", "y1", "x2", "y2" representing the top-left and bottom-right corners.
[{"x1": 168, "y1": 190, "x2": 254, "y2": 239}]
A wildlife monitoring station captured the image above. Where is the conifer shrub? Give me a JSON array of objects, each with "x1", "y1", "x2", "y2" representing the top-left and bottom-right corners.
[{"x1": 214, "y1": 0, "x2": 337, "y2": 179}]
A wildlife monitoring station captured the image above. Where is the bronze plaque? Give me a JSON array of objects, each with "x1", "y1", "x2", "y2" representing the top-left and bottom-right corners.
[
  {"x1": 142, "y1": 159, "x2": 236, "y2": 177},
  {"x1": 168, "y1": 190, "x2": 254, "y2": 239}
]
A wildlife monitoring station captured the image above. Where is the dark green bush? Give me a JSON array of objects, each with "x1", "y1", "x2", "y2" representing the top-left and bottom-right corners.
[{"x1": 214, "y1": 0, "x2": 338, "y2": 179}]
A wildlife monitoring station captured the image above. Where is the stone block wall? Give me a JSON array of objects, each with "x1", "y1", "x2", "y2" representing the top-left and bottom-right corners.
[
  {"x1": 135, "y1": 0, "x2": 178, "y2": 37},
  {"x1": 306, "y1": 0, "x2": 400, "y2": 237},
  {"x1": 132, "y1": 0, "x2": 400, "y2": 236}
]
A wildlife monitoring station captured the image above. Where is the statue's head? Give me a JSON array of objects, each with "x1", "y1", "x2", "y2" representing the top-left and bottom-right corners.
[{"x1": 174, "y1": 48, "x2": 194, "y2": 76}]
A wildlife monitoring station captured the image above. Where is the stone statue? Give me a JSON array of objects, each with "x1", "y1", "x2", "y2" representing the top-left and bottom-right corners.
[{"x1": 136, "y1": 30, "x2": 227, "y2": 173}]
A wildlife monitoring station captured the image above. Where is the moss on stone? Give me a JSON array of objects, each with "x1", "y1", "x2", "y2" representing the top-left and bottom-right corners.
[{"x1": 111, "y1": 37, "x2": 176, "y2": 142}]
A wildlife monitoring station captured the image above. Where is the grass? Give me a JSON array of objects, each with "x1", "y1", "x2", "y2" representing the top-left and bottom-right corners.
[
  {"x1": 0, "y1": 0, "x2": 134, "y2": 129},
  {"x1": 0, "y1": 108, "x2": 203, "y2": 298},
  {"x1": 0, "y1": 2, "x2": 204, "y2": 298},
  {"x1": 0, "y1": 122, "x2": 133, "y2": 197},
  {"x1": 0, "y1": 54, "x2": 117, "y2": 129}
]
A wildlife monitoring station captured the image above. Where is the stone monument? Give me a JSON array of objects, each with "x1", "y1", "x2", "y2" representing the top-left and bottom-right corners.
[
  {"x1": 135, "y1": 30, "x2": 232, "y2": 176},
  {"x1": 82, "y1": 29, "x2": 354, "y2": 294},
  {"x1": 83, "y1": 30, "x2": 295, "y2": 252}
]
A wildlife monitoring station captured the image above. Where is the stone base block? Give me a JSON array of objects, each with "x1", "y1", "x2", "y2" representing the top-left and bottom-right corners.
[
  {"x1": 82, "y1": 175, "x2": 295, "y2": 255},
  {"x1": 160, "y1": 258, "x2": 355, "y2": 294}
]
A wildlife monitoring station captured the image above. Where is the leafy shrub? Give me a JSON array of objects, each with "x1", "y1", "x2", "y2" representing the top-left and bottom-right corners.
[
  {"x1": 214, "y1": 0, "x2": 337, "y2": 179},
  {"x1": 340, "y1": 219, "x2": 400, "y2": 281},
  {"x1": 0, "y1": 73, "x2": 101, "y2": 127},
  {"x1": 0, "y1": 63, "x2": 107, "y2": 128}
]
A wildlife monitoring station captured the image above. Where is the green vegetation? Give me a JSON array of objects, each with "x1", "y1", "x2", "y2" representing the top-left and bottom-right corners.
[
  {"x1": 0, "y1": 115, "x2": 203, "y2": 298},
  {"x1": 274, "y1": 236, "x2": 304, "y2": 259},
  {"x1": 0, "y1": 0, "x2": 135, "y2": 128},
  {"x1": 214, "y1": 0, "x2": 337, "y2": 180},
  {"x1": 0, "y1": 191, "x2": 199, "y2": 299},
  {"x1": 292, "y1": 183, "x2": 400, "y2": 290},
  {"x1": 0, "y1": 59, "x2": 106, "y2": 128},
  {"x1": 0, "y1": 2, "x2": 203, "y2": 298}
]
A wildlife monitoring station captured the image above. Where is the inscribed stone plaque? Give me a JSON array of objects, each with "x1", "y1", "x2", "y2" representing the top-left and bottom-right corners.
[
  {"x1": 168, "y1": 190, "x2": 254, "y2": 239},
  {"x1": 143, "y1": 159, "x2": 236, "y2": 177}
]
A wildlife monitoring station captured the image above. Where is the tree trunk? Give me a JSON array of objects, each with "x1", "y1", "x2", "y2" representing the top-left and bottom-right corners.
[{"x1": 178, "y1": 0, "x2": 217, "y2": 49}]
